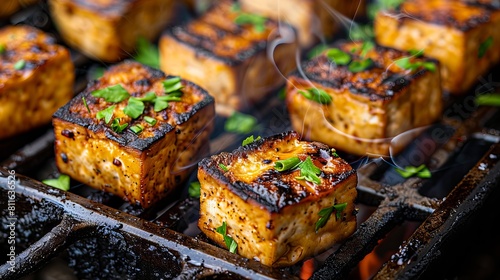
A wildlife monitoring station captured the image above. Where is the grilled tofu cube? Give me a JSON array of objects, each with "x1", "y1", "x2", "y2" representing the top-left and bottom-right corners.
[
  {"x1": 53, "y1": 61, "x2": 215, "y2": 208},
  {"x1": 239, "y1": 0, "x2": 366, "y2": 48},
  {"x1": 0, "y1": 0, "x2": 39, "y2": 18},
  {"x1": 0, "y1": 25, "x2": 74, "y2": 140},
  {"x1": 286, "y1": 41, "x2": 442, "y2": 156},
  {"x1": 374, "y1": 0, "x2": 500, "y2": 94},
  {"x1": 48, "y1": 0, "x2": 174, "y2": 62},
  {"x1": 159, "y1": 0, "x2": 297, "y2": 116},
  {"x1": 198, "y1": 131, "x2": 358, "y2": 267}
]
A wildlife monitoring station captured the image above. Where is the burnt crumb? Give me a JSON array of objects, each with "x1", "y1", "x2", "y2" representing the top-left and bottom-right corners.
[
  {"x1": 134, "y1": 78, "x2": 150, "y2": 87},
  {"x1": 61, "y1": 129, "x2": 74, "y2": 139},
  {"x1": 262, "y1": 159, "x2": 272, "y2": 164},
  {"x1": 60, "y1": 153, "x2": 68, "y2": 163},
  {"x1": 113, "y1": 158, "x2": 122, "y2": 166}
]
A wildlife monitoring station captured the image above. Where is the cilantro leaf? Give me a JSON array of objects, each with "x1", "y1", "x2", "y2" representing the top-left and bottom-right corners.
[
  {"x1": 242, "y1": 135, "x2": 261, "y2": 146},
  {"x1": 91, "y1": 84, "x2": 130, "y2": 103},
  {"x1": 43, "y1": 174, "x2": 70, "y2": 191},
  {"x1": 298, "y1": 88, "x2": 332, "y2": 105},
  {"x1": 348, "y1": 58, "x2": 374, "y2": 73},
  {"x1": 154, "y1": 99, "x2": 169, "y2": 112},
  {"x1": 123, "y1": 97, "x2": 145, "y2": 119},
  {"x1": 326, "y1": 48, "x2": 351, "y2": 65},
  {"x1": 110, "y1": 118, "x2": 128, "y2": 133},
  {"x1": 96, "y1": 105, "x2": 115, "y2": 124},
  {"x1": 395, "y1": 164, "x2": 432, "y2": 178},
  {"x1": 162, "y1": 77, "x2": 183, "y2": 93},
  {"x1": 234, "y1": 13, "x2": 267, "y2": 33},
  {"x1": 478, "y1": 36, "x2": 493, "y2": 58},
  {"x1": 315, "y1": 202, "x2": 348, "y2": 232},
  {"x1": 308, "y1": 44, "x2": 329, "y2": 59},
  {"x1": 296, "y1": 156, "x2": 322, "y2": 185},
  {"x1": 224, "y1": 112, "x2": 258, "y2": 134},
  {"x1": 134, "y1": 37, "x2": 160, "y2": 69},
  {"x1": 216, "y1": 221, "x2": 238, "y2": 253},
  {"x1": 188, "y1": 181, "x2": 201, "y2": 198}
]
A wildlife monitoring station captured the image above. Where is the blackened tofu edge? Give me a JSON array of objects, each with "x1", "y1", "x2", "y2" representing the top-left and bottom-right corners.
[
  {"x1": 53, "y1": 60, "x2": 215, "y2": 151},
  {"x1": 198, "y1": 130, "x2": 356, "y2": 213}
]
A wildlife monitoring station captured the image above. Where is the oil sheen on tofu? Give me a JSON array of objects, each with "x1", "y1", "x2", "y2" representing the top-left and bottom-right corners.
[
  {"x1": 198, "y1": 131, "x2": 357, "y2": 267},
  {"x1": 159, "y1": 0, "x2": 297, "y2": 116},
  {"x1": 0, "y1": 25, "x2": 74, "y2": 140},
  {"x1": 53, "y1": 61, "x2": 215, "y2": 208},
  {"x1": 286, "y1": 41, "x2": 443, "y2": 156},
  {"x1": 375, "y1": 0, "x2": 500, "y2": 94}
]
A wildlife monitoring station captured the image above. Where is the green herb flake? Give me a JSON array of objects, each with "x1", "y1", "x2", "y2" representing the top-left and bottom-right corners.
[
  {"x1": 242, "y1": 135, "x2": 261, "y2": 146},
  {"x1": 188, "y1": 181, "x2": 201, "y2": 198},
  {"x1": 134, "y1": 37, "x2": 160, "y2": 69},
  {"x1": 475, "y1": 93, "x2": 500, "y2": 106},
  {"x1": 231, "y1": 2, "x2": 241, "y2": 11},
  {"x1": 395, "y1": 164, "x2": 432, "y2": 179},
  {"x1": 224, "y1": 112, "x2": 258, "y2": 134},
  {"x1": 96, "y1": 105, "x2": 116, "y2": 124},
  {"x1": 349, "y1": 24, "x2": 375, "y2": 41},
  {"x1": 123, "y1": 97, "x2": 145, "y2": 119},
  {"x1": 348, "y1": 58, "x2": 374, "y2": 73},
  {"x1": 144, "y1": 116, "x2": 157, "y2": 126},
  {"x1": 216, "y1": 221, "x2": 238, "y2": 253},
  {"x1": 154, "y1": 99, "x2": 169, "y2": 112},
  {"x1": 82, "y1": 96, "x2": 91, "y2": 113},
  {"x1": 14, "y1": 59, "x2": 25, "y2": 70},
  {"x1": 409, "y1": 49, "x2": 424, "y2": 57},
  {"x1": 315, "y1": 202, "x2": 348, "y2": 232},
  {"x1": 137, "y1": 91, "x2": 157, "y2": 102},
  {"x1": 130, "y1": 124, "x2": 144, "y2": 134},
  {"x1": 91, "y1": 84, "x2": 130, "y2": 103},
  {"x1": 90, "y1": 66, "x2": 105, "y2": 80},
  {"x1": 298, "y1": 88, "x2": 332, "y2": 105},
  {"x1": 308, "y1": 44, "x2": 329, "y2": 59},
  {"x1": 42, "y1": 174, "x2": 70, "y2": 191},
  {"x1": 162, "y1": 77, "x2": 183, "y2": 93},
  {"x1": 326, "y1": 48, "x2": 351, "y2": 65},
  {"x1": 478, "y1": 36, "x2": 493, "y2": 58},
  {"x1": 274, "y1": 157, "x2": 301, "y2": 172},
  {"x1": 360, "y1": 41, "x2": 375, "y2": 57},
  {"x1": 0, "y1": 44, "x2": 6, "y2": 54},
  {"x1": 234, "y1": 13, "x2": 267, "y2": 33},
  {"x1": 395, "y1": 57, "x2": 436, "y2": 72},
  {"x1": 110, "y1": 118, "x2": 128, "y2": 133},
  {"x1": 295, "y1": 156, "x2": 322, "y2": 185},
  {"x1": 219, "y1": 163, "x2": 229, "y2": 172},
  {"x1": 278, "y1": 87, "x2": 287, "y2": 100}
]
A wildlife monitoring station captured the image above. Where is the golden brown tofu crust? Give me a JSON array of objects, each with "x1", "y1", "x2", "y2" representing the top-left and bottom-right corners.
[
  {"x1": 160, "y1": 0, "x2": 297, "y2": 116},
  {"x1": 374, "y1": 0, "x2": 500, "y2": 94},
  {"x1": 53, "y1": 61, "x2": 215, "y2": 207},
  {"x1": 198, "y1": 131, "x2": 357, "y2": 266},
  {"x1": 0, "y1": 25, "x2": 74, "y2": 139},
  {"x1": 48, "y1": 0, "x2": 174, "y2": 62},
  {"x1": 285, "y1": 41, "x2": 443, "y2": 156}
]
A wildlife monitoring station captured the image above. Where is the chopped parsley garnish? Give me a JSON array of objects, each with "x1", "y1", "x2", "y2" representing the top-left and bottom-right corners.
[
  {"x1": 154, "y1": 98, "x2": 169, "y2": 112},
  {"x1": 395, "y1": 164, "x2": 431, "y2": 178},
  {"x1": 274, "y1": 156, "x2": 301, "y2": 172},
  {"x1": 123, "y1": 97, "x2": 145, "y2": 119},
  {"x1": 224, "y1": 112, "x2": 258, "y2": 134},
  {"x1": 395, "y1": 57, "x2": 436, "y2": 72},
  {"x1": 360, "y1": 41, "x2": 375, "y2": 57},
  {"x1": 475, "y1": 93, "x2": 500, "y2": 106},
  {"x1": 367, "y1": 0, "x2": 404, "y2": 20},
  {"x1": 234, "y1": 13, "x2": 267, "y2": 33},
  {"x1": 0, "y1": 44, "x2": 5, "y2": 54},
  {"x1": 308, "y1": 44, "x2": 329, "y2": 59},
  {"x1": 349, "y1": 24, "x2": 375, "y2": 41},
  {"x1": 96, "y1": 105, "x2": 115, "y2": 124},
  {"x1": 162, "y1": 77, "x2": 183, "y2": 93},
  {"x1": 90, "y1": 66, "x2": 104, "y2": 80},
  {"x1": 298, "y1": 88, "x2": 332, "y2": 105},
  {"x1": 478, "y1": 36, "x2": 493, "y2": 58},
  {"x1": 130, "y1": 124, "x2": 144, "y2": 134},
  {"x1": 219, "y1": 163, "x2": 229, "y2": 172},
  {"x1": 348, "y1": 58, "x2": 374, "y2": 73},
  {"x1": 42, "y1": 174, "x2": 70, "y2": 191},
  {"x1": 409, "y1": 49, "x2": 424, "y2": 57},
  {"x1": 136, "y1": 91, "x2": 157, "y2": 102},
  {"x1": 216, "y1": 221, "x2": 238, "y2": 253},
  {"x1": 188, "y1": 181, "x2": 201, "y2": 198},
  {"x1": 296, "y1": 156, "x2": 322, "y2": 185},
  {"x1": 134, "y1": 37, "x2": 160, "y2": 69},
  {"x1": 144, "y1": 116, "x2": 157, "y2": 126},
  {"x1": 110, "y1": 118, "x2": 128, "y2": 133},
  {"x1": 315, "y1": 202, "x2": 348, "y2": 232},
  {"x1": 91, "y1": 84, "x2": 130, "y2": 103},
  {"x1": 82, "y1": 96, "x2": 91, "y2": 113},
  {"x1": 326, "y1": 48, "x2": 351, "y2": 65},
  {"x1": 14, "y1": 59, "x2": 25, "y2": 70},
  {"x1": 242, "y1": 135, "x2": 261, "y2": 146}
]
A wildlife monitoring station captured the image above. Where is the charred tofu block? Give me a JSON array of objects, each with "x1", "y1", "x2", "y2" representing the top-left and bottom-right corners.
[
  {"x1": 53, "y1": 61, "x2": 215, "y2": 208},
  {"x1": 240, "y1": 0, "x2": 366, "y2": 48},
  {"x1": 0, "y1": 0, "x2": 39, "y2": 18},
  {"x1": 159, "y1": 0, "x2": 297, "y2": 116},
  {"x1": 374, "y1": 0, "x2": 500, "y2": 94},
  {"x1": 286, "y1": 41, "x2": 443, "y2": 156},
  {"x1": 198, "y1": 131, "x2": 358, "y2": 267},
  {"x1": 0, "y1": 25, "x2": 74, "y2": 140},
  {"x1": 48, "y1": 0, "x2": 174, "y2": 62}
]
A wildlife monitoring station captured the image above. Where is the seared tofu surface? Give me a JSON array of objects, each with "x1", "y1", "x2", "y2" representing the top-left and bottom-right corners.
[
  {"x1": 286, "y1": 41, "x2": 442, "y2": 156},
  {"x1": 375, "y1": 0, "x2": 500, "y2": 94},
  {"x1": 53, "y1": 61, "x2": 215, "y2": 208},
  {"x1": 0, "y1": 25, "x2": 74, "y2": 140},
  {"x1": 240, "y1": 0, "x2": 365, "y2": 48},
  {"x1": 48, "y1": 0, "x2": 174, "y2": 62},
  {"x1": 159, "y1": 0, "x2": 297, "y2": 116},
  {"x1": 198, "y1": 131, "x2": 357, "y2": 267}
]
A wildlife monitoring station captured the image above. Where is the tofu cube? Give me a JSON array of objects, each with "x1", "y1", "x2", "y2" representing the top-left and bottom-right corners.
[
  {"x1": 159, "y1": 0, "x2": 297, "y2": 116},
  {"x1": 53, "y1": 61, "x2": 215, "y2": 208},
  {"x1": 0, "y1": 25, "x2": 74, "y2": 140},
  {"x1": 198, "y1": 131, "x2": 358, "y2": 267},
  {"x1": 240, "y1": 0, "x2": 366, "y2": 48},
  {"x1": 286, "y1": 41, "x2": 443, "y2": 156},
  {"x1": 48, "y1": 0, "x2": 175, "y2": 62},
  {"x1": 374, "y1": 0, "x2": 500, "y2": 94}
]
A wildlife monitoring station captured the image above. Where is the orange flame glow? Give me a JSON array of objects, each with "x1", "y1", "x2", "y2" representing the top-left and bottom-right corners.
[
  {"x1": 358, "y1": 248, "x2": 383, "y2": 280},
  {"x1": 300, "y1": 258, "x2": 315, "y2": 280}
]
